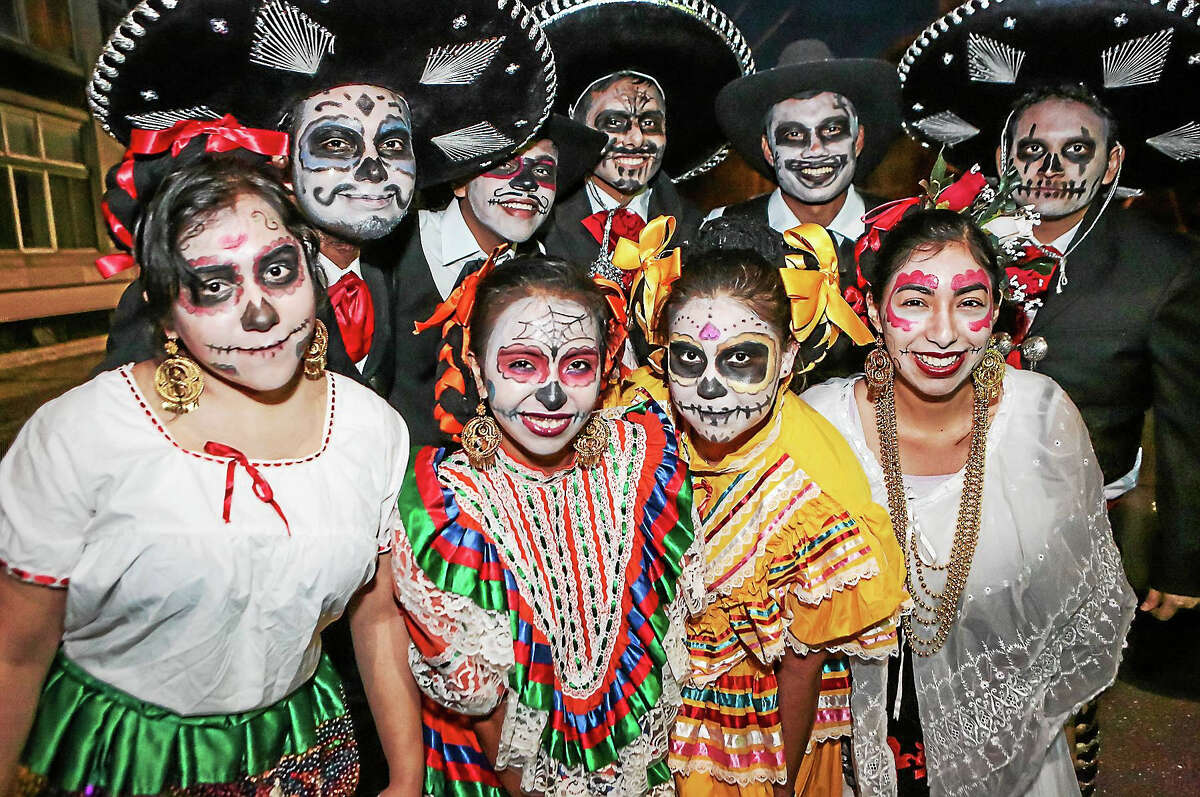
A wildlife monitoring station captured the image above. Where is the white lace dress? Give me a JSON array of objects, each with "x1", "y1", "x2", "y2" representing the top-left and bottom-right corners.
[{"x1": 802, "y1": 368, "x2": 1136, "y2": 797}]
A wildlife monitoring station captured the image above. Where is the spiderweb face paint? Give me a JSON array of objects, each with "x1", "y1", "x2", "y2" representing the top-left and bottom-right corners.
[
  {"x1": 171, "y1": 193, "x2": 315, "y2": 392},
  {"x1": 667, "y1": 296, "x2": 783, "y2": 445},
  {"x1": 878, "y1": 242, "x2": 996, "y2": 399},
  {"x1": 480, "y1": 297, "x2": 602, "y2": 461}
]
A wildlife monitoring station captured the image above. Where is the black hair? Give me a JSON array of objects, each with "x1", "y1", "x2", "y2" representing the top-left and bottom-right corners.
[
  {"x1": 467, "y1": 255, "x2": 613, "y2": 361},
  {"x1": 866, "y1": 208, "x2": 1003, "y2": 302},
  {"x1": 136, "y1": 157, "x2": 323, "y2": 322},
  {"x1": 570, "y1": 70, "x2": 664, "y2": 122},
  {"x1": 1004, "y1": 83, "x2": 1120, "y2": 153},
  {"x1": 693, "y1": 215, "x2": 788, "y2": 268},
  {"x1": 661, "y1": 246, "x2": 791, "y2": 342}
]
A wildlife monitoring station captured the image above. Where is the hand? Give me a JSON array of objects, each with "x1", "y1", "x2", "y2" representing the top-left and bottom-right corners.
[{"x1": 1140, "y1": 588, "x2": 1200, "y2": 621}]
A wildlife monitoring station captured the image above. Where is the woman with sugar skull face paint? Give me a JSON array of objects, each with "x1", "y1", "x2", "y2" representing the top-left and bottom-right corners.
[
  {"x1": 392, "y1": 254, "x2": 705, "y2": 797},
  {"x1": 803, "y1": 208, "x2": 1135, "y2": 796},
  {"x1": 0, "y1": 157, "x2": 424, "y2": 794},
  {"x1": 617, "y1": 230, "x2": 908, "y2": 796}
]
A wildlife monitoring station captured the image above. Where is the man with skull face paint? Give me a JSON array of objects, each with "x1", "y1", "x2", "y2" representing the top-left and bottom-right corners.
[
  {"x1": 618, "y1": 233, "x2": 906, "y2": 795},
  {"x1": 387, "y1": 115, "x2": 606, "y2": 446},
  {"x1": 534, "y1": 0, "x2": 753, "y2": 288},
  {"x1": 709, "y1": 40, "x2": 903, "y2": 383}
]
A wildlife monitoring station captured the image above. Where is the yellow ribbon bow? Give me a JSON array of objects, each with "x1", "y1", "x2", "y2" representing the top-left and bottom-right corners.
[
  {"x1": 614, "y1": 215, "x2": 682, "y2": 353},
  {"x1": 780, "y1": 223, "x2": 874, "y2": 348}
]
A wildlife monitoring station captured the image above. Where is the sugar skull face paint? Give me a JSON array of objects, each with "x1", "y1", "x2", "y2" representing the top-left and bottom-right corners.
[
  {"x1": 170, "y1": 192, "x2": 316, "y2": 393},
  {"x1": 763, "y1": 92, "x2": 862, "y2": 205},
  {"x1": 477, "y1": 296, "x2": 603, "y2": 463},
  {"x1": 460, "y1": 139, "x2": 558, "y2": 244},
  {"x1": 1007, "y1": 99, "x2": 1116, "y2": 221},
  {"x1": 580, "y1": 73, "x2": 666, "y2": 195},
  {"x1": 667, "y1": 296, "x2": 792, "y2": 445},
  {"x1": 291, "y1": 84, "x2": 415, "y2": 242},
  {"x1": 870, "y1": 241, "x2": 998, "y2": 400}
]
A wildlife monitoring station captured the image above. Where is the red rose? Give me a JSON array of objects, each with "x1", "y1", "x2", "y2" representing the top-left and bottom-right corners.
[{"x1": 935, "y1": 168, "x2": 987, "y2": 211}]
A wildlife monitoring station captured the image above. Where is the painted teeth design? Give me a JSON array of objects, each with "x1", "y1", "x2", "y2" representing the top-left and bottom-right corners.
[
  {"x1": 680, "y1": 397, "x2": 771, "y2": 425},
  {"x1": 524, "y1": 415, "x2": 569, "y2": 432},
  {"x1": 914, "y1": 352, "x2": 961, "y2": 367}
]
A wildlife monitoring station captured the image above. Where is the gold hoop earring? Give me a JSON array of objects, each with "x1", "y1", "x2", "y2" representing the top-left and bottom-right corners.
[
  {"x1": 155, "y1": 338, "x2": 203, "y2": 415},
  {"x1": 573, "y1": 413, "x2": 610, "y2": 469},
  {"x1": 864, "y1": 337, "x2": 893, "y2": 396},
  {"x1": 304, "y1": 319, "x2": 328, "y2": 380},
  {"x1": 461, "y1": 402, "x2": 502, "y2": 470},
  {"x1": 972, "y1": 344, "x2": 1006, "y2": 402}
]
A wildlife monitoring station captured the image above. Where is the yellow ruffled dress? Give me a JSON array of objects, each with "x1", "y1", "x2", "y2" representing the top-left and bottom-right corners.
[{"x1": 619, "y1": 369, "x2": 908, "y2": 796}]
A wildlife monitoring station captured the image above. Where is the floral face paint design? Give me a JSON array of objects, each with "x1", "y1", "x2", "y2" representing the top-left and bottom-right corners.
[
  {"x1": 667, "y1": 296, "x2": 787, "y2": 445},
  {"x1": 171, "y1": 192, "x2": 316, "y2": 392},
  {"x1": 1007, "y1": 99, "x2": 1113, "y2": 221},
  {"x1": 462, "y1": 139, "x2": 558, "y2": 244},
  {"x1": 479, "y1": 296, "x2": 602, "y2": 462},
  {"x1": 764, "y1": 92, "x2": 860, "y2": 205},
  {"x1": 580, "y1": 74, "x2": 666, "y2": 195},
  {"x1": 291, "y1": 84, "x2": 415, "y2": 242},
  {"x1": 874, "y1": 241, "x2": 997, "y2": 399}
]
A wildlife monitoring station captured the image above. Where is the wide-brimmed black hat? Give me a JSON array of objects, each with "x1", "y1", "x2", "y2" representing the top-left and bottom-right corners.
[
  {"x1": 89, "y1": 0, "x2": 556, "y2": 188},
  {"x1": 899, "y1": 0, "x2": 1200, "y2": 187},
  {"x1": 533, "y1": 0, "x2": 754, "y2": 182},
  {"x1": 716, "y1": 39, "x2": 902, "y2": 182},
  {"x1": 538, "y1": 114, "x2": 608, "y2": 193}
]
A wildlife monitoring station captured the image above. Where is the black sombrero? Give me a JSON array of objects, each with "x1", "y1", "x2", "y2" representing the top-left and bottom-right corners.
[
  {"x1": 88, "y1": 0, "x2": 556, "y2": 188},
  {"x1": 716, "y1": 39, "x2": 902, "y2": 182},
  {"x1": 899, "y1": 0, "x2": 1200, "y2": 187},
  {"x1": 539, "y1": 114, "x2": 609, "y2": 193},
  {"x1": 532, "y1": 0, "x2": 754, "y2": 182}
]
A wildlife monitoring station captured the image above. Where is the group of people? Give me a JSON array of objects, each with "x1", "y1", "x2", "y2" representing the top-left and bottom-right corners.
[{"x1": 1, "y1": 0, "x2": 1196, "y2": 795}]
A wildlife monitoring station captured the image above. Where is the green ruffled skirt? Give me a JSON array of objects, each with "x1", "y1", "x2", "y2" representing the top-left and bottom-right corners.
[{"x1": 18, "y1": 653, "x2": 357, "y2": 796}]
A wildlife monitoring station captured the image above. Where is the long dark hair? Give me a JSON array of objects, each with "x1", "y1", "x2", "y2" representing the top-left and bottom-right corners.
[{"x1": 137, "y1": 157, "x2": 323, "y2": 321}]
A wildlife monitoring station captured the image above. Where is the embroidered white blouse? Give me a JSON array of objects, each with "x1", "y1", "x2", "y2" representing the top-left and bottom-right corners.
[
  {"x1": 802, "y1": 368, "x2": 1136, "y2": 797},
  {"x1": 0, "y1": 366, "x2": 409, "y2": 716}
]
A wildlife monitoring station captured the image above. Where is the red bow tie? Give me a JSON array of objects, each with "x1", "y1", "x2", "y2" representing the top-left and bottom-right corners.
[
  {"x1": 582, "y1": 208, "x2": 647, "y2": 252},
  {"x1": 327, "y1": 271, "x2": 375, "y2": 364}
]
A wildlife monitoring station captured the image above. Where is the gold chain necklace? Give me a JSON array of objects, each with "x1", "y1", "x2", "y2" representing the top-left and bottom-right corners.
[{"x1": 873, "y1": 372, "x2": 993, "y2": 657}]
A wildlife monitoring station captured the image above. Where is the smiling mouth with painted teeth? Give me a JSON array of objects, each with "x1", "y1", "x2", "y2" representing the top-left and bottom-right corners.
[
  {"x1": 520, "y1": 412, "x2": 575, "y2": 437},
  {"x1": 206, "y1": 320, "x2": 309, "y2": 356},
  {"x1": 1015, "y1": 181, "x2": 1087, "y2": 199},
  {"x1": 784, "y1": 158, "x2": 845, "y2": 186},
  {"x1": 679, "y1": 397, "x2": 771, "y2": 425},
  {"x1": 488, "y1": 197, "x2": 547, "y2": 215},
  {"x1": 909, "y1": 349, "x2": 968, "y2": 376}
]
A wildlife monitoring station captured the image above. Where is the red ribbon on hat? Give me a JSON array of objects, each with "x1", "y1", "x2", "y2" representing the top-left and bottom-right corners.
[{"x1": 128, "y1": 114, "x2": 290, "y2": 159}]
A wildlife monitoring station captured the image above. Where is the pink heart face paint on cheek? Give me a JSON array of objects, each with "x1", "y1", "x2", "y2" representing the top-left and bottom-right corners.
[{"x1": 700, "y1": 321, "x2": 721, "y2": 340}]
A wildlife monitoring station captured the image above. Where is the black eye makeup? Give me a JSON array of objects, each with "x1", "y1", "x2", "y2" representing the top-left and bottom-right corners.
[
  {"x1": 182, "y1": 263, "x2": 240, "y2": 307},
  {"x1": 255, "y1": 243, "x2": 302, "y2": 289},
  {"x1": 669, "y1": 340, "x2": 708, "y2": 379},
  {"x1": 716, "y1": 341, "x2": 770, "y2": 383}
]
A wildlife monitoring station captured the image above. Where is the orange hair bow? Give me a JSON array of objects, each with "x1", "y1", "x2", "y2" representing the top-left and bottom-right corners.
[
  {"x1": 614, "y1": 215, "x2": 682, "y2": 369},
  {"x1": 781, "y1": 223, "x2": 875, "y2": 349}
]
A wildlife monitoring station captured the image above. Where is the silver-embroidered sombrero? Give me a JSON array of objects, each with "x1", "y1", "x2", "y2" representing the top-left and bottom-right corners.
[
  {"x1": 899, "y1": 0, "x2": 1200, "y2": 186},
  {"x1": 88, "y1": 0, "x2": 556, "y2": 187},
  {"x1": 532, "y1": 0, "x2": 754, "y2": 182}
]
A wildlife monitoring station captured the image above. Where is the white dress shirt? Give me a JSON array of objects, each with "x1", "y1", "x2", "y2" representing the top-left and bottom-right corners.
[
  {"x1": 585, "y1": 178, "x2": 653, "y2": 222},
  {"x1": 706, "y1": 186, "x2": 870, "y2": 244}
]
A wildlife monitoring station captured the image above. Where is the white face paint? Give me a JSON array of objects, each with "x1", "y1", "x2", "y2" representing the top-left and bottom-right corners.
[
  {"x1": 171, "y1": 193, "x2": 316, "y2": 393},
  {"x1": 1007, "y1": 98, "x2": 1114, "y2": 221},
  {"x1": 291, "y1": 84, "x2": 415, "y2": 242},
  {"x1": 580, "y1": 74, "x2": 667, "y2": 196},
  {"x1": 764, "y1": 93, "x2": 860, "y2": 205},
  {"x1": 479, "y1": 296, "x2": 603, "y2": 462},
  {"x1": 667, "y1": 296, "x2": 790, "y2": 445},
  {"x1": 460, "y1": 139, "x2": 558, "y2": 244}
]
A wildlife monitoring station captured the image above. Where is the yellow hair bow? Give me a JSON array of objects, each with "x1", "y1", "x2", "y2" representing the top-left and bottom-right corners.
[
  {"x1": 614, "y1": 215, "x2": 682, "y2": 351},
  {"x1": 781, "y1": 223, "x2": 874, "y2": 348}
]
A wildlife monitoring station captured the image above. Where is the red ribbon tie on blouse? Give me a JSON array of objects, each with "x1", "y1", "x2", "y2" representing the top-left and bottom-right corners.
[{"x1": 203, "y1": 442, "x2": 291, "y2": 535}]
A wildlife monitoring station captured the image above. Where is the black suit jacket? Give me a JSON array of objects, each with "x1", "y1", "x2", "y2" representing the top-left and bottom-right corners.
[
  {"x1": 1024, "y1": 204, "x2": 1200, "y2": 595},
  {"x1": 541, "y1": 173, "x2": 703, "y2": 268},
  {"x1": 96, "y1": 247, "x2": 395, "y2": 399},
  {"x1": 721, "y1": 188, "x2": 884, "y2": 386}
]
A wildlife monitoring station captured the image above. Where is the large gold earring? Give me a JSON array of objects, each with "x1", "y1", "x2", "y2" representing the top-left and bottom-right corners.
[
  {"x1": 154, "y1": 338, "x2": 203, "y2": 415},
  {"x1": 864, "y1": 337, "x2": 893, "y2": 396},
  {"x1": 972, "y1": 344, "x2": 1006, "y2": 402},
  {"x1": 304, "y1": 319, "x2": 328, "y2": 380},
  {"x1": 461, "y1": 402, "x2": 502, "y2": 470},
  {"x1": 573, "y1": 413, "x2": 610, "y2": 469}
]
